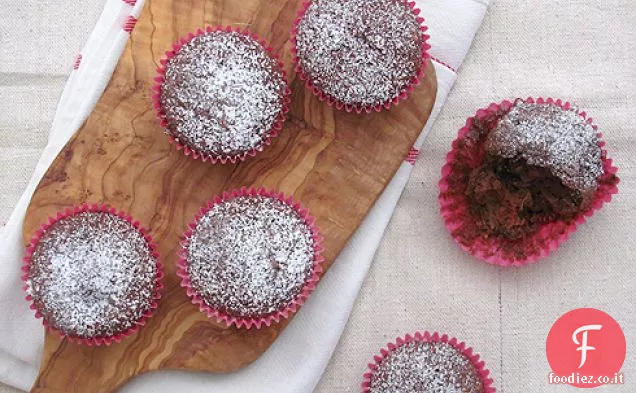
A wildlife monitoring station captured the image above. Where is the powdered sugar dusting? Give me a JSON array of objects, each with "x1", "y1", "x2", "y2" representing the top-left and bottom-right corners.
[
  {"x1": 487, "y1": 101, "x2": 604, "y2": 192},
  {"x1": 370, "y1": 341, "x2": 484, "y2": 393},
  {"x1": 27, "y1": 212, "x2": 157, "y2": 338},
  {"x1": 186, "y1": 195, "x2": 315, "y2": 318},
  {"x1": 295, "y1": 0, "x2": 423, "y2": 107},
  {"x1": 160, "y1": 31, "x2": 286, "y2": 157}
]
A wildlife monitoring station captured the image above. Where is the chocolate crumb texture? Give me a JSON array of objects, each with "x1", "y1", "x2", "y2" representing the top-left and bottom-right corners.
[{"x1": 466, "y1": 101, "x2": 604, "y2": 240}]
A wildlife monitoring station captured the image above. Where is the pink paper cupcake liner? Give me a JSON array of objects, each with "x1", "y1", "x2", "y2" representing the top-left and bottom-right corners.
[
  {"x1": 152, "y1": 26, "x2": 292, "y2": 164},
  {"x1": 361, "y1": 331, "x2": 495, "y2": 393},
  {"x1": 290, "y1": 0, "x2": 432, "y2": 114},
  {"x1": 439, "y1": 97, "x2": 620, "y2": 267},
  {"x1": 177, "y1": 186, "x2": 325, "y2": 329},
  {"x1": 21, "y1": 203, "x2": 164, "y2": 346}
]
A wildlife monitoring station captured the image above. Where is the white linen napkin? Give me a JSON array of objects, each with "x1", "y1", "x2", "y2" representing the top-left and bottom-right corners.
[{"x1": 0, "y1": 0, "x2": 489, "y2": 391}]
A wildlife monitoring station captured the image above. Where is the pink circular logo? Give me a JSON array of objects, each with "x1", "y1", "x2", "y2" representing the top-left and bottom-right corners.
[{"x1": 546, "y1": 308, "x2": 626, "y2": 388}]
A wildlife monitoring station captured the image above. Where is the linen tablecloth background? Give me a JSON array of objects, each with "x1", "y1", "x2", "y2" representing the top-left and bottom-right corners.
[{"x1": 1, "y1": 0, "x2": 634, "y2": 392}]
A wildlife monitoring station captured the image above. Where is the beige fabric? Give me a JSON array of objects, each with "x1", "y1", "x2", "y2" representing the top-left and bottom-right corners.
[{"x1": 1, "y1": 0, "x2": 634, "y2": 392}]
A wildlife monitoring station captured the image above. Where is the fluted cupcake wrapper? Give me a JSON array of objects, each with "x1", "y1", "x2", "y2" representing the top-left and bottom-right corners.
[
  {"x1": 361, "y1": 331, "x2": 495, "y2": 393},
  {"x1": 22, "y1": 203, "x2": 164, "y2": 346},
  {"x1": 439, "y1": 97, "x2": 620, "y2": 267},
  {"x1": 290, "y1": 0, "x2": 431, "y2": 114},
  {"x1": 177, "y1": 186, "x2": 325, "y2": 329},
  {"x1": 152, "y1": 26, "x2": 292, "y2": 164}
]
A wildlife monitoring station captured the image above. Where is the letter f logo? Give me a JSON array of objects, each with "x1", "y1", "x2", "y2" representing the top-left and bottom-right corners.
[{"x1": 572, "y1": 324, "x2": 603, "y2": 369}]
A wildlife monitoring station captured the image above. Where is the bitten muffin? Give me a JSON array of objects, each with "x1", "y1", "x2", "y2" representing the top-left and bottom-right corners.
[
  {"x1": 24, "y1": 207, "x2": 160, "y2": 343},
  {"x1": 179, "y1": 188, "x2": 323, "y2": 328},
  {"x1": 439, "y1": 98, "x2": 619, "y2": 265},
  {"x1": 466, "y1": 100, "x2": 604, "y2": 240},
  {"x1": 293, "y1": 0, "x2": 429, "y2": 111},
  {"x1": 156, "y1": 28, "x2": 289, "y2": 162}
]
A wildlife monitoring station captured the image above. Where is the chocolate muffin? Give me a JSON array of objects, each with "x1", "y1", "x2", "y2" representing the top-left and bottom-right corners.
[
  {"x1": 25, "y1": 209, "x2": 159, "y2": 341},
  {"x1": 157, "y1": 29, "x2": 288, "y2": 161},
  {"x1": 293, "y1": 0, "x2": 427, "y2": 110},
  {"x1": 367, "y1": 339, "x2": 486, "y2": 393},
  {"x1": 465, "y1": 100, "x2": 605, "y2": 240},
  {"x1": 182, "y1": 190, "x2": 321, "y2": 325}
]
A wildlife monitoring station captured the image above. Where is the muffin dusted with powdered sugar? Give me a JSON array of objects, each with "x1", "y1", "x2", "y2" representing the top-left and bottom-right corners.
[
  {"x1": 439, "y1": 98, "x2": 619, "y2": 266},
  {"x1": 292, "y1": 0, "x2": 430, "y2": 112},
  {"x1": 362, "y1": 332, "x2": 494, "y2": 393},
  {"x1": 154, "y1": 27, "x2": 290, "y2": 163},
  {"x1": 23, "y1": 205, "x2": 162, "y2": 345},
  {"x1": 178, "y1": 188, "x2": 324, "y2": 329}
]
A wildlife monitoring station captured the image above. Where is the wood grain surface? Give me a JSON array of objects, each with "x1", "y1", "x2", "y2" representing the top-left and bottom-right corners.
[{"x1": 21, "y1": 0, "x2": 437, "y2": 391}]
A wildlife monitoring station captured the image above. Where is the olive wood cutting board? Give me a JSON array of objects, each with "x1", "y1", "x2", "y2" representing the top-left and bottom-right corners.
[{"x1": 21, "y1": 0, "x2": 437, "y2": 391}]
